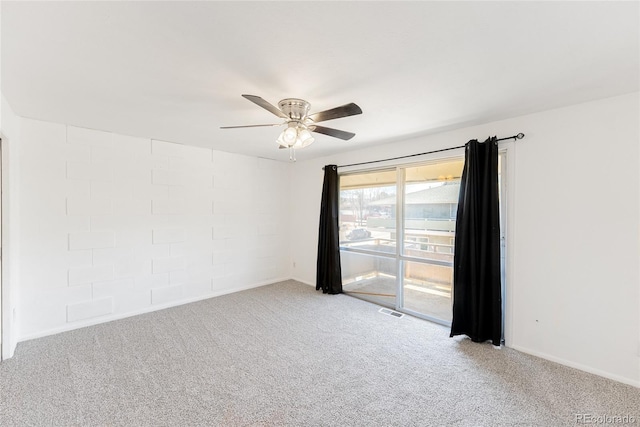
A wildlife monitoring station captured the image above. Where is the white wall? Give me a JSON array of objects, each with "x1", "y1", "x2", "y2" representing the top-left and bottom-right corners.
[
  {"x1": 290, "y1": 92, "x2": 640, "y2": 387},
  {"x1": 18, "y1": 119, "x2": 291, "y2": 339}
]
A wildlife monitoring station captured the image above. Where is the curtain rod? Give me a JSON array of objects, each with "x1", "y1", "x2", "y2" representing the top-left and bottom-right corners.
[{"x1": 324, "y1": 132, "x2": 525, "y2": 170}]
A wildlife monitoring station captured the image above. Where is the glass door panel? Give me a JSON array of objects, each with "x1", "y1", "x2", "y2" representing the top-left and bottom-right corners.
[
  {"x1": 402, "y1": 260, "x2": 452, "y2": 322},
  {"x1": 340, "y1": 169, "x2": 398, "y2": 306},
  {"x1": 400, "y1": 160, "x2": 463, "y2": 322},
  {"x1": 341, "y1": 251, "x2": 397, "y2": 308}
]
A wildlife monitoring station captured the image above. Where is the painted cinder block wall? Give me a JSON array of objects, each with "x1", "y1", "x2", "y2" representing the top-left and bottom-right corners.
[{"x1": 18, "y1": 119, "x2": 291, "y2": 339}]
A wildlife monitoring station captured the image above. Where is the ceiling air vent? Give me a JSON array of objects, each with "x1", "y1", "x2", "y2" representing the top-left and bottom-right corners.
[{"x1": 378, "y1": 308, "x2": 404, "y2": 318}]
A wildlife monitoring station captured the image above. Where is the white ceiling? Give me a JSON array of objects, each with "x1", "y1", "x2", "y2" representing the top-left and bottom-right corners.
[{"x1": 2, "y1": 1, "x2": 638, "y2": 161}]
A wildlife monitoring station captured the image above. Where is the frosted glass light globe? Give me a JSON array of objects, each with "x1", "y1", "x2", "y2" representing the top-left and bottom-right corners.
[{"x1": 283, "y1": 127, "x2": 297, "y2": 144}]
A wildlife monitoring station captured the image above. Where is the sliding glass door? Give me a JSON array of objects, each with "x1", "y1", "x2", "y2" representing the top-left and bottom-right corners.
[{"x1": 339, "y1": 155, "x2": 503, "y2": 325}]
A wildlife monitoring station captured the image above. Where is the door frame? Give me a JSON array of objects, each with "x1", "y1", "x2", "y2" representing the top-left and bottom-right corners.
[{"x1": 0, "y1": 137, "x2": 3, "y2": 359}]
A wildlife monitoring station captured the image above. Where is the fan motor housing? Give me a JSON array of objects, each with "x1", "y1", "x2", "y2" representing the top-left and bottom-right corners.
[{"x1": 278, "y1": 98, "x2": 310, "y2": 120}]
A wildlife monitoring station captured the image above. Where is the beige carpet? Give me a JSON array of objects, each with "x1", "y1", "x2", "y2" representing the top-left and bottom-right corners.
[{"x1": 0, "y1": 280, "x2": 638, "y2": 426}]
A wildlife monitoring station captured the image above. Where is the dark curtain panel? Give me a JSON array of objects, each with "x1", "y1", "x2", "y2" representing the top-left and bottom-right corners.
[
  {"x1": 316, "y1": 165, "x2": 343, "y2": 294},
  {"x1": 450, "y1": 137, "x2": 502, "y2": 345}
]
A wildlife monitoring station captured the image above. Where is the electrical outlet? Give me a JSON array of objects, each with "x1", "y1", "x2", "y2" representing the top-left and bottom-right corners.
[{"x1": 292, "y1": 261, "x2": 296, "y2": 268}]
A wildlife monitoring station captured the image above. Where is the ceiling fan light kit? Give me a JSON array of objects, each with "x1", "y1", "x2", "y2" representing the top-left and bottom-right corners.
[
  {"x1": 276, "y1": 123, "x2": 316, "y2": 160},
  {"x1": 221, "y1": 94, "x2": 362, "y2": 161}
]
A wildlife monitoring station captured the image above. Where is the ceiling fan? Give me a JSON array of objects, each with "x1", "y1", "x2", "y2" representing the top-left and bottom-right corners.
[{"x1": 220, "y1": 95, "x2": 362, "y2": 160}]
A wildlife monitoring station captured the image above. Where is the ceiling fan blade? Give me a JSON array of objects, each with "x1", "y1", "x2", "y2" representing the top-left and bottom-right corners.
[
  {"x1": 242, "y1": 94, "x2": 288, "y2": 119},
  {"x1": 308, "y1": 103, "x2": 362, "y2": 123},
  {"x1": 220, "y1": 123, "x2": 282, "y2": 129},
  {"x1": 309, "y1": 125, "x2": 355, "y2": 141}
]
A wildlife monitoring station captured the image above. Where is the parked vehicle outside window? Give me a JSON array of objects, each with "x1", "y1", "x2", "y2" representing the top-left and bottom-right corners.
[{"x1": 347, "y1": 228, "x2": 372, "y2": 240}]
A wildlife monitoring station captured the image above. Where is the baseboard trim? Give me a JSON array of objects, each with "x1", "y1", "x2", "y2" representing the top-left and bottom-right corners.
[
  {"x1": 508, "y1": 344, "x2": 640, "y2": 388},
  {"x1": 18, "y1": 276, "x2": 292, "y2": 343}
]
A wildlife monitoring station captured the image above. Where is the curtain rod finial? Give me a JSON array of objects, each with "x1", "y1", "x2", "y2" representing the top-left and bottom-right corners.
[{"x1": 516, "y1": 133, "x2": 525, "y2": 139}]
